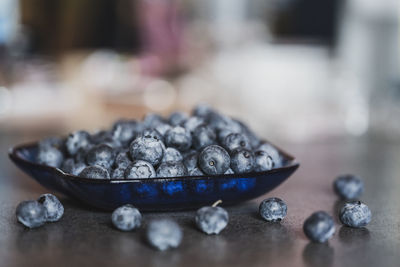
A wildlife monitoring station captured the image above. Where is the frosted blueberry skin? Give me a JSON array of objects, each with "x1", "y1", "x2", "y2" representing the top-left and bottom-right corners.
[
  {"x1": 156, "y1": 162, "x2": 188, "y2": 177},
  {"x1": 111, "y1": 120, "x2": 140, "y2": 146},
  {"x1": 61, "y1": 159, "x2": 87, "y2": 176},
  {"x1": 146, "y1": 219, "x2": 183, "y2": 251},
  {"x1": 164, "y1": 126, "x2": 192, "y2": 152},
  {"x1": 195, "y1": 206, "x2": 229, "y2": 235},
  {"x1": 303, "y1": 211, "x2": 335, "y2": 243},
  {"x1": 183, "y1": 151, "x2": 198, "y2": 172},
  {"x1": 143, "y1": 113, "x2": 165, "y2": 129},
  {"x1": 16, "y1": 200, "x2": 46, "y2": 228},
  {"x1": 254, "y1": 150, "x2": 274, "y2": 172},
  {"x1": 183, "y1": 116, "x2": 205, "y2": 134},
  {"x1": 38, "y1": 194, "x2": 64, "y2": 222},
  {"x1": 111, "y1": 166, "x2": 127, "y2": 179},
  {"x1": 142, "y1": 128, "x2": 164, "y2": 143},
  {"x1": 129, "y1": 136, "x2": 164, "y2": 166},
  {"x1": 224, "y1": 168, "x2": 234, "y2": 174},
  {"x1": 154, "y1": 123, "x2": 172, "y2": 137},
  {"x1": 37, "y1": 147, "x2": 64, "y2": 168},
  {"x1": 65, "y1": 130, "x2": 91, "y2": 156},
  {"x1": 86, "y1": 144, "x2": 115, "y2": 170},
  {"x1": 114, "y1": 151, "x2": 132, "y2": 169},
  {"x1": 198, "y1": 145, "x2": 230, "y2": 175},
  {"x1": 259, "y1": 197, "x2": 287, "y2": 222},
  {"x1": 162, "y1": 147, "x2": 183, "y2": 163},
  {"x1": 192, "y1": 104, "x2": 214, "y2": 118},
  {"x1": 125, "y1": 160, "x2": 156, "y2": 179},
  {"x1": 339, "y1": 201, "x2": 371, "y2": 228},
  {"x1": 169, "y1": 111, "x2": 188, "y2": 126},
  {"x1": 79, "y1": 166, "x2": 110, "y2": 179},
  {"x1": 192, "y1": 124, "x2": 217, "y2": 150},
  {"x1": 223, "y1": 133, "x2": 251, "y2": 153},
  {"x1": 333, "y1": 174, "x2": 364, "y2": 200},
  {"x1": 111, "y1": 204, "x2": 142, "y2": 231},
  {"x1": 38, "y1": 137, "x2": 64, "y2": 150},
  {"x1": 230, "y1": 148, "x2": 255, "y2": 174},
  {"x1": 189, "y1": 167, "x2": 204, "y2": 176},
  {"x1": 257, "y1": 143, "x2": 282, "y2": 168}
]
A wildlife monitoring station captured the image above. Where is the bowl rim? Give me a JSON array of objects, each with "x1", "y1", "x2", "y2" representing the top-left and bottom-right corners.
[{"x1": 9, "y1": 141, "x2": 300, "y2": 184}]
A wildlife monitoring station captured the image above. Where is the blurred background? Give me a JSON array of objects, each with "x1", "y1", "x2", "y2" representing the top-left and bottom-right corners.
[{"x1": 0, "y1": 0, "x2": 399, "y2": 144}]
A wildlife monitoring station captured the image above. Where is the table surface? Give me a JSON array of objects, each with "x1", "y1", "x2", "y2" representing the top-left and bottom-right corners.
[{"x1": 1, "y1": 133, "x2": 399, "y2": 267}]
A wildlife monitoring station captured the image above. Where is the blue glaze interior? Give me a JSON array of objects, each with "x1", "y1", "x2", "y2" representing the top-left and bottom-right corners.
[{"x1": 9, "y1": 142, "x2": 299, "y2": 211}]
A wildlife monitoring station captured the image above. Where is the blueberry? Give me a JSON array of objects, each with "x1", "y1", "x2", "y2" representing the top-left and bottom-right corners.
[
  {"x1": 164, "y1": 126, "x2": 192, "y2": 152},
  {"x1": 62, "y1": 159, "x2": 86, "y2": 176},
  {"x1": 142, "y1": 128, "x2": 164, "y2": 142},
  {"x1": 195, "y1": 204, "x2": 229, "y2": 235},
  {"x1": 37, "y1": 194, "x2": 64, "y2": 222},
  {"x1": 143, "y1": 113, "x2": 165, "y2": 129},
  {"x1": 339, "y1": 201, "x2": 371, "y2": 228},
  {"x1": 257, "y1": 143, "x2": 282, "y2": 168},
  {"x1": 223, "y1": 133, "x2": 251, "y2": 153},
  {"x1": 192, "y1": 124, "x2": 216, "y2": 150},
  {"x1": 183, "y1": 150, "x2": 198, "y2": 171},
  {"x1": 16, "y1": 201, "x2": 46, "y2": 228},
  {"x1": 333, "y1": 174, "x2": 364, "y2": 200},
  {"x1": 79, "y1": 166, "x2": 110, "y2": 179},
  {"x1": 183, "y1": 116, "x2": 205, "y2": 133},
  {"x1": 259, "y1": 198, "x2": 287, "y2": 222},
  {"x1": 162, "y1": 147, "x2": 183, "y2": 163},
  {"x1": 146, "y1": 219, "x2": 183, "y2": 251},
  {"x1": 230, "y1": 148, "x2": 255, "y2": 173},
  {"x1": 303, "y1": 211, "x2": 335, "y2": 243},
  {"x1": 189, "y1": 167, "x2": 204, "y2": 176},
  {"x1": 111, "y1": 204, "x2": 142, "y2": 231},
  {"x1": 37, "y1": 147, "x2": 64, "y2": 168},
  {"x1": 169, "y1": 111, "x2": 188, "y2": 126},
  {"x1": 129, "y1": 136, "x2": 164, "y2": 166},
  {"x1": 38, "y1": 137, "x2": 64, "y2": 150},
  {"x1": 217, "y1": 129, "x2": 235, "y2": 144},
  {"x1": 86, "y1": 144, "x2": 115, "y2": 169},
  {"x1": 111, "y1": 120, "x2": 140, "y2": 145},
  {"x1": 235, "y1": 119, "x2": 261, "y2": 148},
  {"x1": 224, "y1": 168, "x2": 234, "y2": 174},
  {"x1": 114, "y1": 151, "x2": 132, "y2": 169},
  {"x1": 156, "y1": 161, "x2": 187, "y2": 177},
  {"x1": 192, "y1": 104, "x2": 214, "y2": 118},
  {"x1": 198, "y1": 145, "x2": 230, "y2": 175},
  {"x1": 154, "y1": 123, "x2": 172, "y2": 137},
  {"x1": 74, "y1": 146, "x2": 92, "y2": 163},
  {"x1": 91, "y1": 130, "x2": 113, "y2": 144},
  {"x1": 111, "y1": 166, "x2": 127, "y2": 179},
  {"x1": 254, "y1": 150, "x2": 274, "y2": 172},
  {"x1": 65, "y1": 130, "x2": 91, "y2": 156},
  {"x1": 125, "y1": 160, "x2": 156, "y2": 178},
  {"x1": 208, "y1": 113, "x2": 242, "y2": 133}
]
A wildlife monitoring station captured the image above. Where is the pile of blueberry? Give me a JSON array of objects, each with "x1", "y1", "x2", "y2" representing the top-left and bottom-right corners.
[
  {"x1": 15, "y1": 174, "x2": 372, "y2": 250},
  {"x1": 36, "y1": 105, "x2": 281, "y2": 179}
]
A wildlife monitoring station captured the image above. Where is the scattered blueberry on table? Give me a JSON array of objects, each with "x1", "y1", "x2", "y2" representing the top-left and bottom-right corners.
[
  {"x1": 339, "y1": 201, "x2": 372, "y2": 228},
  {"x1": 195, "y1": 200, "x2": 229, "y2": 235},
  {"x1": 303, "y1": 211, "x2": 335, "y2": 243},
  {"x1": 146, "y1": 219, "x2": 183, "y2": 251},
  {"x1": 111, "y1": 204, "x2": 142, "y2": 231},
  {"x1": 16, "y1": 200, "x2": 47, "y2": 228},
  {"x1": 333, "y1": 174, "x2": 364, "y2": 200},
  {"x1": 37, "y1": 193, "x2": 64, "y2": 222},
  {"x1": 259, "y1": 197, "x2": 287, "y2": 222},
  {"x1": 35, "y1": 106, "x2": 283, "y2": 179}
]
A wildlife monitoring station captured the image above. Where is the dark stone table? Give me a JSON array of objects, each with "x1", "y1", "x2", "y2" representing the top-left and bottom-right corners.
[{"x1": 1, "y1": 133, "x2": 399, "y2": 267}]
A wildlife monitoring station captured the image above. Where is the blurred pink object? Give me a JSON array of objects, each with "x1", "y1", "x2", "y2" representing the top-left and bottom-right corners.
[{"x1": 137, "y1": 0, "x2": 185, "y2": 76}]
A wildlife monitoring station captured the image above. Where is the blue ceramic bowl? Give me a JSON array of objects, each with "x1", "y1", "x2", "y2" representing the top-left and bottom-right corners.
[{"x1": 9, "y1": 142, "x2": 299, "y2": 211}]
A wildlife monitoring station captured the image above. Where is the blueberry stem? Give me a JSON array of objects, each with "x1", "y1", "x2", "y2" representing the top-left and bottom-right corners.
[{"x1": 212, "y1": 200, "x2": 222, "y2": 207}]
